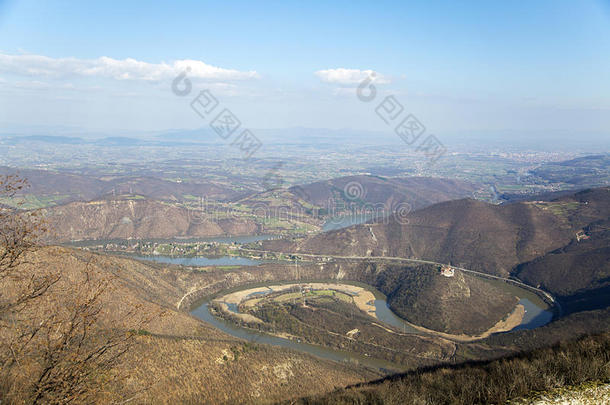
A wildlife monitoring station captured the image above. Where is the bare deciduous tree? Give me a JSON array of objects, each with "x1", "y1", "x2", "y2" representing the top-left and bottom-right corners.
[
  {"x1": 0, "y1": 175, "x2": 47, "y2": 284},
  {"x1": 0, "y1": 175, "x2": 149, "y2": 404},
  {"x1": 27, "y1": 262, "x2": 147, "y2": 404}
]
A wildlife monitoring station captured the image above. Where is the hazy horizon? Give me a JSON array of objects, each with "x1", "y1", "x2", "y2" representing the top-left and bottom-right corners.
[{"x1": 1, "y1": 0, "x2": 610, "y2": 142}]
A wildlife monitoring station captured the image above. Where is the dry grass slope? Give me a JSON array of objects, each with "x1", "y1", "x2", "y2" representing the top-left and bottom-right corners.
[
  {"x1": 1, "y1": 246, "x2": 377, "y2": 404},
  {"x1": 291, "y1": 332, "x2": 610, "y2": 405}
]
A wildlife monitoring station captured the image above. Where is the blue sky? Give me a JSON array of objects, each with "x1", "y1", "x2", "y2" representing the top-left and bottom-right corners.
[{"x1": 0, "y1": 0, "x2": 609, "y2": 139}]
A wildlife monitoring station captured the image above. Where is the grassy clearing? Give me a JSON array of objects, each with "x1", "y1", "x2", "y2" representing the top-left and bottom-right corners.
[
  {"x1": 0, "y1": 193, "x2": 70, "y2": 209},
  {"x1": 536, "y1": 201, "x2": 581, "y2": 219},
  {"x1": 274, "y1": 289, "x2": 353, "y2": 303}
]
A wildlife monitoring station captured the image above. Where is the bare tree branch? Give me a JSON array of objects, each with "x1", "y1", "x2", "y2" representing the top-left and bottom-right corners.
[{"x1": 0, "y1": 175, "x2": 153, "y2": 403}]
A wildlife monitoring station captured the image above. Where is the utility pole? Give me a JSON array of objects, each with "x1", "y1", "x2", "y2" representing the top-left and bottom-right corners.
[
  {"x1": 296, "y1": 258, "x2": 304, "y2": 306},
  {"x1": 293, "y1": 258, "x2": 299, "y2": 306}
]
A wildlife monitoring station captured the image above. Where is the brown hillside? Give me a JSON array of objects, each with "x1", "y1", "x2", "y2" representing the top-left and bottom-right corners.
[
  {"x1": 288, "y1": 175, "x2": 479, "y2": 211},
  {"x1": 1, "y1": 246, "x2": 375, "y2": 403},
  {"x1": 515, "y1": 218, "x2": 610, "y2": 315},
  {"x1": 370, "y1": 264, "x2": 517, "y2": 335},
  {"x1": 38, "y1": 198, "x2": 260, "y2": 242},
  {"x1": 290, "y1": 332, "x2": 610, "y2": 405},
  {"x1": 0, "y1": 166, "x2": 243, "y2": 205},
  {"x1": 280, "y1": 188, "x2": 610, "y2": 276}
]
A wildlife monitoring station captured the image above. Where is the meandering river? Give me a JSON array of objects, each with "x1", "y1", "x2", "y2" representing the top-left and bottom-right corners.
[
  {"x1": 189, "y1": 277, "x2": 554, "y2": 372},
  {"x1": 190, "y1": 300, "x2": 401, "y2": 373},
  {"x1": 69, "y1": 237, "x2": 555, "y2": 371}
]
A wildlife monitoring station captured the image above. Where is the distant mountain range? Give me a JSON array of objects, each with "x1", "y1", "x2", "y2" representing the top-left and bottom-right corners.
[
  {"x1": 2, "y1": 127, "x2": 609, "y2": 149},
  {"x1": 0, "y1": 127, "x2": 401, "y2": 147}
]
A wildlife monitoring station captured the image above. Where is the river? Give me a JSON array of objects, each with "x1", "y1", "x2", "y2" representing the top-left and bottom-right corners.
[
  {"x1": 190, "y1": 277, "x2": 554, "y2": 372},
  {"x1": 322, "y1": 213, "x2": 380, "y2": 232},
  {"x1": 190, "y1": 301, "x2": 401, "y2": 373}
]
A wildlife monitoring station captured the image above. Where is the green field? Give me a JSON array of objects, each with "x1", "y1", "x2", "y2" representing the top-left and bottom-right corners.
[
  {"x1": 274, "y1": 289, "x2": 353, "y2": 303},
  {"x1": 0, "y1": 193, "x2": 70, "y2": 209}
]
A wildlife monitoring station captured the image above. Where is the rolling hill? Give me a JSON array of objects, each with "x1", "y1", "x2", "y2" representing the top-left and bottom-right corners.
[
  {"x1": 515, "y1": 218, "x2": 610, "y2": 315},
  {"x1": 38, "y1": 198, "x2": 260, "y2": 242},
  {"x1": 529, "y1": 154, "x2": 610, "y2": 187},
  {"x1": 0, "y1": 246, "x2": 375, "y2": 403},
  {"x1": 366, "y1": 263, "x2": 517, "y2": 335},
  {"x1": 286, "y1": 175, "x2": 479, "y2": 212},
  {"x1": 0, "y1": 166, "x2": 243, "y2": 208},
  {"x1": 35, "y1": 174, "x2": 482, "y2": 242},
  {"x1": 270, "y1": 188, "x2": 610, "y2": 277}
]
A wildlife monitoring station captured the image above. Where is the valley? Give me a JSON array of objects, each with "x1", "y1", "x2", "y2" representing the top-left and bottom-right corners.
[
  {"x1": 199, "y1": 277, "x2": 551, "y2": 366},
  {"x1": 1, "y1": 162, "x2": 608, "y2": 403},
  {"x1": 2, "y1": 4, "x2": 610, "y2": 402}
]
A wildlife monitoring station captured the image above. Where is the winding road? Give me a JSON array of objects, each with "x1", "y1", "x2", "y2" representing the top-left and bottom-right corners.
[{"x1": 237, "y1": 247, "x2": 561, "y2": 314}]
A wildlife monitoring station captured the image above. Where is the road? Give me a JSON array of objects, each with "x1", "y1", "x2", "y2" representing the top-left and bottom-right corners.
[{"x1": 238, "y1": 247, "x2": 561, "y2": 314}]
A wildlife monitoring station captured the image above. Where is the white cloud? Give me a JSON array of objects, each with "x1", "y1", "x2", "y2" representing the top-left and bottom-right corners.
[
  {"x1": 0, "y1": 53, "x2": 260, "y2": 81},
  {"x1": 315, "y1": 68, "x2": 390, "y2": 85}
]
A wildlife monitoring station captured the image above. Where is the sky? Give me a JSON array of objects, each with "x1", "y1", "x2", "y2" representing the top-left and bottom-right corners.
[{"x1": 0, "y1": 0, "x2": 609, "y2": 140}]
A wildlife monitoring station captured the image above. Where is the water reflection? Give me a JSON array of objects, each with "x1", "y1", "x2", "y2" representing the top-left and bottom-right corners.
[
  {"x1": 513, "y1": 298, "x2": 554, "y2": 331},
  {"x1": 373, "y1": 300, "x2": 418, "y2": 333},
  {"x1": 191, "y1": 302, "x2": 401, "y2": 373},
  {"x1": 191, "y1": 280, "x2": 555, "y2": 371},
  {"x1": 322, "y1": 213, "x2": 379, "y2": 232}
]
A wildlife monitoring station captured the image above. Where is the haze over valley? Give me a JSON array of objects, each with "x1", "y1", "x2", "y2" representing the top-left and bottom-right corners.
[{"x1": 1, "y1": 1, "x2": 609, "y2": 404}]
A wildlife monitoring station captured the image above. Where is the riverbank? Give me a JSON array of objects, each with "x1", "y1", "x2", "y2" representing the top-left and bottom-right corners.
[
  {"x1": 210, "y1": 281, "x2": 531, "y2": 343},
  {"x1": 397, "y1": 303, "x2": 526, "y2": 342}
]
